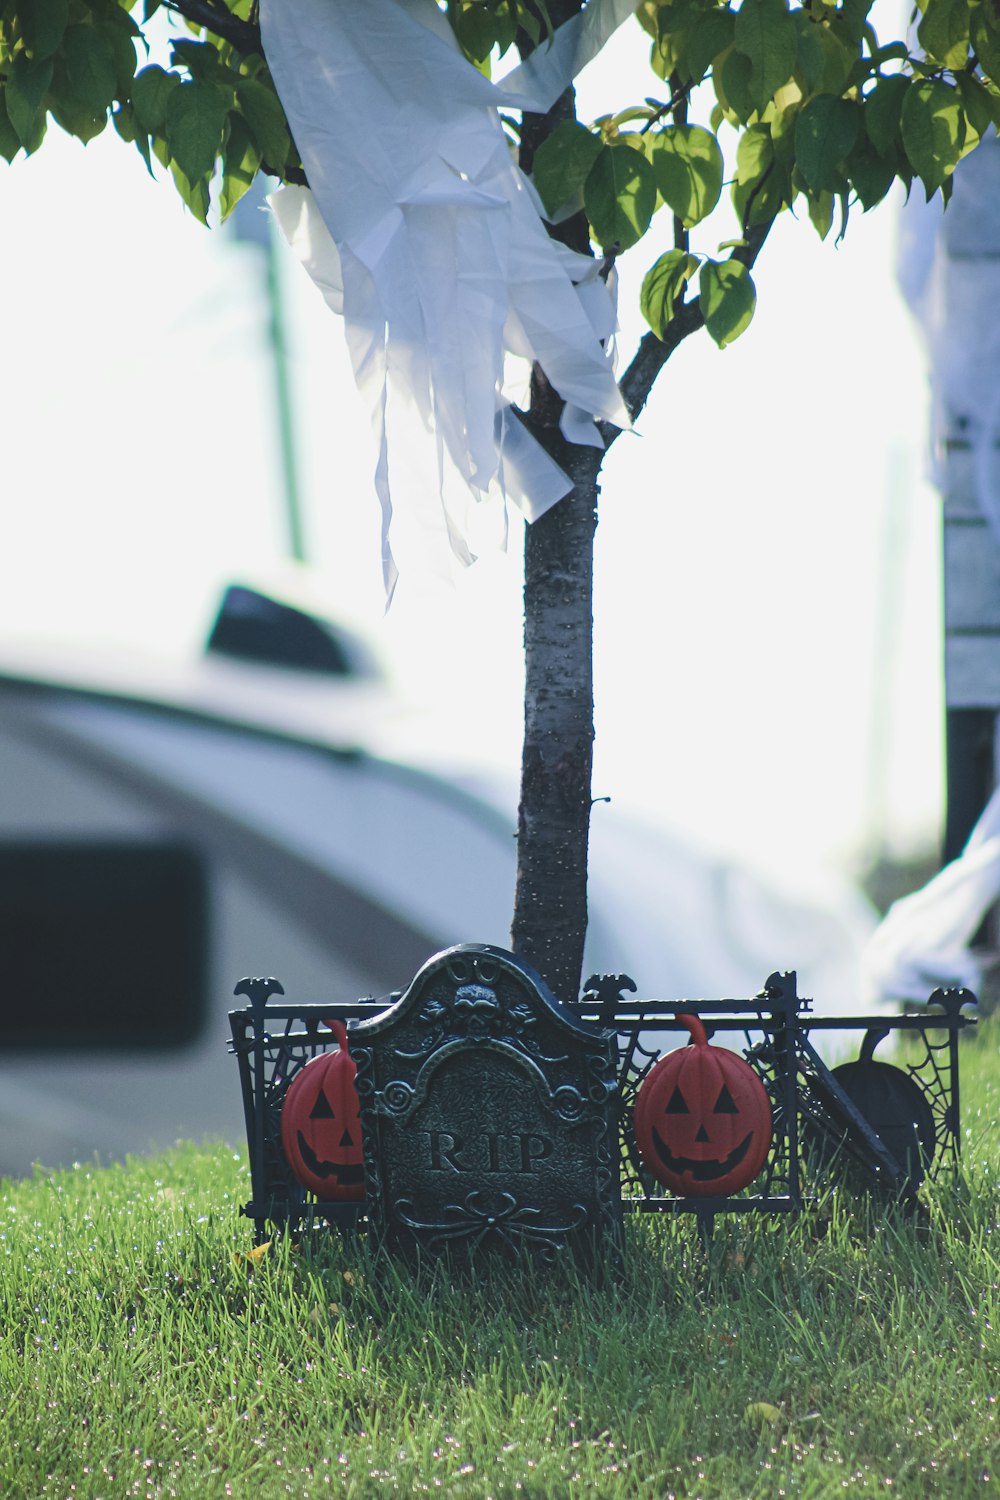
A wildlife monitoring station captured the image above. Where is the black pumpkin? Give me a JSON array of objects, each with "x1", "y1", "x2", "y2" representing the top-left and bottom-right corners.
[{"x1": 828, "y1": 1055, "x2": 936, "y2": 1188}]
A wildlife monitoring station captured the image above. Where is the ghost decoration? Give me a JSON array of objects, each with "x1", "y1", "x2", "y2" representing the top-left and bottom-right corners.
[
  {"x1": 861, "y1": 784, "x2": 1000, "y2": 1005},
  {"x1": 259, "y1": 0, "x2": 637, "y2": 599}
]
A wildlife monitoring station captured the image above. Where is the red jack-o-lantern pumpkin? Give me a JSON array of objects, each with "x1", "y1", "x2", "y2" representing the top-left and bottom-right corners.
[
  {"x1": 280, "y1": 1020, "x2": 365, "y2": 1200},
  {"x1": 633, "y1": 1013, "x2": 772, "y2": 1197}
]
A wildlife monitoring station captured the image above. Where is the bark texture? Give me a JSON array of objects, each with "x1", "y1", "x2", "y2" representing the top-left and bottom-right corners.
[
  {"x1": 511, "y1": 443, "x2": 602, "y2": 1003},
  {"x1": 508, "y1": 2, "x2": 597, "y2": 1002}
]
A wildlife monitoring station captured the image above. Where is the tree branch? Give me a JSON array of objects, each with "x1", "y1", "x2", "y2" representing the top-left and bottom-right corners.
[
  {"x1": 159, "y1": 0, "x2": 263, "y2": 54},
  {"x1": 606, "y1": 216, "x2": 776, "y2": 442},
  {"x1": 670, "y1": 73, "x2": 689, "y2": 260},
  {"x1": 640, "y1": 79, "x2": 694, "y2": 134}
]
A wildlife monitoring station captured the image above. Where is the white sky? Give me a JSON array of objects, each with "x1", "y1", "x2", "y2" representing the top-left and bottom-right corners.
[{"x1": 0, "y1": 10, "x2": 943, "y2": 888}]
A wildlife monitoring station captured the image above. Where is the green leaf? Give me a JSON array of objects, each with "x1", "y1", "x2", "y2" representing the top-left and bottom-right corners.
[
  {"x1": 649, "y1": 123, "x2": 724, "y2": 227},
  {"x1": 834, "y1": 0, "x2": 875, "y2": 46},
  {"x1": 132, "y1": 64, "x2": 179, "y2": 134},
  {"x1": 806, "y1": 189, "x2": 834, "y2": 239},
  {"x1": 733, "y1": 0, "x2": 797, "y2": 115},
  {"x1": 531, "y1": 120, "x2": 603, "y2": 217},
  {"x1": 49, "y1": 94, "x2": 108, "y2": 144},
  {"x1": 133, "y1": 123, "x2": 154, "y2": 175},
  {"x1": 640, "y1": 249, "x2": 700, "y2": 335},
  {"x1": 449, "y1": 1, "x2": 497, "y2": 63},
  {"x1": 793, "y1": 13, "x2": 855, "y2": 95},
  {"x1": 971, "y1": 3, "x2": 1000, "y2": 81},
  {"x1": 515, "y1": 0, "x2": 542, "y2": 46},
  {"x1": 0, "y1": 87, "x2": 21, "y2": 162},
  {"x1": 863, "y1": 73, "x2": 908, "y2": 155},
  {"x1": 170, "y1": 157, "x2": 211, "y2": 224},
  {"x1": 732, "y1": 122, "x2": 787, "y2": 225},
  {"x1": 768, "y1": 81, "x2": 800, "y2": 165},
  {"x1": 846, "y1": 133, "x2": 895, "y2": 210},
  {"x1": 657, "y1": 0, "x2": 736, "y2": 85},
  {"x1": 5, "y1": 50, "x2": 52, "y2": 147},
  {"x1": 648, "y1": 25, "x2": 675, "y2": 82},
  {"x1": 656, "y1": 0, "x2": 706, "y2": 40},
  {"x1": 221, "y1": 110, "x2": 261, "y2": 219},
  {"x1": 918, "y1": 0, "x2": 970, "y2": 70},
  {"x1": 868, "y1": 40, "x2": 908, "y2": 67},
  {"x1": 100, "y1": 20, "x2": 138, "y2": 97},
  {"x1": 900, "y1": 78, "x2": 966, "y2": 196},
  {"x1": 608, "y1": 106, "x2": 654, "y2": 130},
  {"x1": 112, "y1": 101, "x2": 136, "y2": 143},
  {"x1": 698, "y1": 257, "x2": 756, "y2": 347},
  {"x1": 165, "y1": 78, "x2": 230, "y2": 186},
  {"x1": 493, "y1": 0, "x2": 519, "y2": 56},
  {"x1": 682, "y1": 6, "x2": 736, "y2": 85},
  {"x1": 715, "y1": 46, "x2": 756, "y2": 124},
  {"x1": 735, "y1": 122, "x2": 772, "y2": 181},
  {"x1": 745, "y1": 1402, "x2": 784, "y2": 1428},
  {"x1": 102, "y1": 5, "x2": 144, "y2": 40},
  {"x1": 170, "y1": 39, "x2": 231, "y2": 83},
  {"x1": 61, "y1": 23, "x2": 118, "y2": 115},
  {"x1": 636, "y1": 0, "x2": 660, "y2": 39},
  {"x1": 236, "y1": 77, "x2": 290, "y2": 169},
  {"x1": 956, "y1": 70, "x2": 1000, "y2": 135},
  {"x1": 795, "y1": 94, "x2": 860, "y2": 193},
  {"x1": 584, "y1": 139, "x2": 658, "y2": 250},
  {"x1": 20, "y1": 0, "x2": 68, "y2": 61}
]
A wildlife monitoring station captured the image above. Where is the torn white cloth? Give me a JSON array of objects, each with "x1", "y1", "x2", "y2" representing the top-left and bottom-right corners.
[
  {"x1": 260, "y1": 0, "x2": 633, "y2": 598},
  {"x1": 497, "y1": 0, "x2": 642, "y2": 111},
  {"x1": 861, "y1": 785, "x2": 1000, "y2": 1004}
]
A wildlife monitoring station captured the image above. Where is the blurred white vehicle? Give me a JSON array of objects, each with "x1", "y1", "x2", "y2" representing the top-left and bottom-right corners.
[{"x1": 0, "y1": 586, "x2": 876, "y2": 1176}]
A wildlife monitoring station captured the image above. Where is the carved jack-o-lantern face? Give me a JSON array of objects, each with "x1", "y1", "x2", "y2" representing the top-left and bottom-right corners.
[
  {"x1": 280, "y1": 1020, "x2": 366, "y2": 1200},
  {"x1": 633, "y1": 1013, "x2": 772, "y2": 1197}
]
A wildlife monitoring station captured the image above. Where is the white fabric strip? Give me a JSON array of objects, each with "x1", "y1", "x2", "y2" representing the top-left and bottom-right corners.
[
  {"x1": 260, "y1": 0, "x2": 631, "y2": 594},
  {"x1": 861, "y1": 785, "x2": 1000, "y2": 1004},
  {"x1": 497, "y1": 0, "x2": 642, "y2": 113}
]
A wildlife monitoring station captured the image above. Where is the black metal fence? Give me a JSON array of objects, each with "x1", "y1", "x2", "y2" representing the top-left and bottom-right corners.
[{"x1": 229, "y1": 964, "x2": 977, "y2": 1245}]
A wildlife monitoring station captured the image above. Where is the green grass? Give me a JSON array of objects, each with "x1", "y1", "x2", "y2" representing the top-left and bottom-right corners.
[{"x1": 4, "y1": 1031, "x2": 999, "y2": 1499}]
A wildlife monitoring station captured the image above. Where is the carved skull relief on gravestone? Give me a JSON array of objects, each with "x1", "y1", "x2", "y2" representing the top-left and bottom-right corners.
[{"x1": 350, "y1": 945, "x2": 623, "y2": 1264}]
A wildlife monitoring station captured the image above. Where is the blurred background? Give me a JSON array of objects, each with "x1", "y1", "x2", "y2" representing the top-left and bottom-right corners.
[{"x1": 0, "y1": 8, "x2": 950, "y2": 1172}]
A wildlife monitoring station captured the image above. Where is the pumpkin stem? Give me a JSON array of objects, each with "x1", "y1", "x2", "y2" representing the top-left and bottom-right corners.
[
  {"x1": 678, "y1": 1012, "x2": 708, "y2": 1048},
  {"x1": 325, "y1": 1018, "x2": 349, "y2": 1052}
]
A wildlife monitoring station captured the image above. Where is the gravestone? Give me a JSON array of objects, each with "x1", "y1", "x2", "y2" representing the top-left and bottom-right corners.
[{"x1": 351, "y1": 945, "x2": 622, "y2": 1265}]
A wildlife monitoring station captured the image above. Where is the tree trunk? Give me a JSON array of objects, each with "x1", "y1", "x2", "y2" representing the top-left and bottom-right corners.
[
  {"x1": 509, "y1": 9, "x2": 597, "y2": 1003},
  {"x1": 511, "y1": 443, "x2": 602, "y2": 1001}
]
